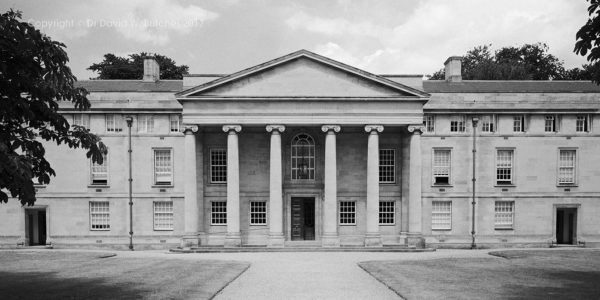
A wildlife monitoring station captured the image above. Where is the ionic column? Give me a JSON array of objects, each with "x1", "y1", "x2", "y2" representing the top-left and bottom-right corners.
[
  {"x1": 407, "y1": 125, "x2": 425, "y2": 248},
  {"x1": 365, "y1": 125, "x2": 383, "y2": 247},
  {"x1": 321, "y1": 125, "x2": 341, "y2": 247},
  {"x1": 266, "y1": 125, "x2": 285, "y2": 247},
  {"x1": 223, "y1": 125, "x2": 242, "y2": 247},
  {"x1": 182, "y1": 125, "x2": 199, "y2": 248}
]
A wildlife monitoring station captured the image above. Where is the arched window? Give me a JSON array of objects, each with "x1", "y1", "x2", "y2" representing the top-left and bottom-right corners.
[{"x1": 291, "y1": 133, "x2": 315, "y2": 180}]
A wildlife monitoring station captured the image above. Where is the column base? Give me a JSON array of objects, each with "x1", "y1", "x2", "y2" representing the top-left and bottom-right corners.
[
  {"x1": 405, "y1": 233, "x2": 426, "y2": 249},
  {"x1": 267, "y1": 233, "x2": 285, "y2": 248},
  {"x1": 224, "y1": 233, "x2": 242, "y2": 248},
  {"x1": 180, "y1": 233, "x2": 199, "y2": 248},
  {"x1": 364, "y1": 232, "x2": 383, "y2": 247},
  {"x1": 321, "y1": 233, "x2": 340, "y2": 247}
]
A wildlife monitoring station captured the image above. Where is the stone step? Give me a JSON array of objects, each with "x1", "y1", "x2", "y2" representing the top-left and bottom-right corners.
[
  {"x1": 170, "y1": 246, "x2": 434, "y2": 253},
  {"x1": 550, "y1": 244, "x2": 585, "y2": 248}
]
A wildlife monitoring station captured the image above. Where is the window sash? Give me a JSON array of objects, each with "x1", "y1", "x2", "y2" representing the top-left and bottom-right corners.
[
  {"x1": 576, "y1": 115, "x2": 589, "y2": 132},
  {"x1": 379, "y1": 149, "x2": 395, "y2": 183},
  {"x1": 154, "y1": 149, "x2": 173, "y2": 185},
  {"x1": 481, "y1": 115, "x2": 495, "y2": 132},
  {"x1": 431, "y1": 201, "x2": 451, "y2": 230},
  {"x1": 433, "y1": 149, "x2": 451, "y2": 184},
  {"x1": 90, "y1": 153, "x2": 108, "y2": 185},
  {"x1": 496, "y1": 150, "x2": 514, "y2": 184},
  {"x1": 424, "y1": 115, "x2": 435, "y2": 133},
  {"x1": 249, "y1": 201, "x2": 267, "y2": 225},
  {"x1": 153, "y1": 201, "x2": 174, "y2": 230},
  {"x1": 339, "y1": 201, "x2": 356, "y2": 225},
  {"x1": 73, "y1": 114, "x2": 90, "y2": 129},
  {"x1": 450, "y1": 115, "x2": 466, "y2": 132},
  {"x1": 211, "y1": 202, "x2": 227, "y2": 225},
  {"x1": 378, "y1": 201, "x2": 395, "y2": 224},
  {"x1": 494, "y1": 201, "x2": 514, "y2": 229},
  {"x1": 170, "y1": 115, "x2": 181, "y2": 133},
  {"x1": 210, "y1": 149, "x2": 227, "y2": 183},
  {"x1": 105, "y1": 114, "x2": 123, "y2": 132},
  {"x1": 513, "y1": 115, "x2": 525, "y2": 132},
  {"x1": 558, "y1": 150, "x2": 576, "y2": 184},
  {"x1": 291, "y1": 134, "x2": 315, "y2": 180},
  {"x1": 138, "y1": 115, "x2": 154, "y2": 133},
  {"x1": 90, "y1": 202, "x2": 110, "y2": 230}
]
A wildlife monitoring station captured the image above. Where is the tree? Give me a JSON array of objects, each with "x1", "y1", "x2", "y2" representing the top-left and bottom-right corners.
[
  {"x1": 88, "y1": 52, "x2": 189, "y2": 79},
  {"x1": 430, "y1": 43, "x2": 568, "y2": 80},
  {"x1": 575, "y1": 0, "x2": 600, "y2": 84},
  {"x1": 0, "y1": 10, "x2": 106, "y2": 206}
]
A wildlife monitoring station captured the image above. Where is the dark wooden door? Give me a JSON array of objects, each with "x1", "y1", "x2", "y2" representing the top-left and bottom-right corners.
[
  {"x1": 556, "y1": 208, "x2": 576, "y2": 245},
  {"x1": 38, "y1": 211, "x2": 46, "y2": 246},
  {"x1": 291, "y1": 198, "x2": 315, "y2": 241}
]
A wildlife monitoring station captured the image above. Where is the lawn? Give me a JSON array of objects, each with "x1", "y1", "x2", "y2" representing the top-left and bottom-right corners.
[
  {"x1": 0, "y1": 250, "x2": 250, "y2": 300},
  {"x1": 359, "y1": 249, "x2": 600, "y2": 300}
]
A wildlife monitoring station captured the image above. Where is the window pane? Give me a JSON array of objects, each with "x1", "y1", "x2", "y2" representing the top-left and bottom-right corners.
[
  {"x1": 291, "y1": 134, "x2": 315, "y2": 180},
  {"x1": 250, "y1": 201, "x2": 267, "y2": 225},
  {"x1": 91, "y1": 153, "x2": 108, "y2": 185},
  {"x1": 170, "y1": 115, "x2": 181, "y2": 133},
  {"x1": 431, "y1": 201, "x2": 451, "y2": 230},
  {"x1": 379, "y1": 201, "x2": 395, "y2": 224},
  {"x1": 496, "y1": 150, "x2": 514, "y2": 184},
  {"x1": 450, "y1": 115, "x2": 466, "y2": 132},
  {"x1": 154, "y1": 149, "x2": 172, "y2": 185},
  {"x1": 379, "y1": 149, "x2": 395, "y2": 183},
  {"x1": 211, "y1": 202, "x2": 227, "y2": 225},
  {"x1": 558, "y1": 150, "x2": 576, "y2": 184},
  {"x1": 433, "y1": 149, "x2": 451, "y2": 184},
  {"x1": 339, "y1": 201, "x2": 356, "y2": 224},
  {"x1": 153, "y1": 201, "x2": 174, "y2": 230},
  {"x1": 494, "y1": 201, "x2": 514, "y2": 229},
  {"x1": 211, "y1": 149, "x2": 227, "y2": 183},
  {"x1": 90, "y1": 202, "x2": 110, "y2": 230}
]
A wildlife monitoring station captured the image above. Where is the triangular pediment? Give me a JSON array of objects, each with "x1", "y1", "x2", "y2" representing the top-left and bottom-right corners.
[{"x1": 177, "y1": 50, "x2": 428, "y2": 98}]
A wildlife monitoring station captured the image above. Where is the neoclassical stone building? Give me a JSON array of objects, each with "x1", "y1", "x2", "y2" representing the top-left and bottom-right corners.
[{"x1": 1, "y1": 50, "x2": 599, "y2": 249}]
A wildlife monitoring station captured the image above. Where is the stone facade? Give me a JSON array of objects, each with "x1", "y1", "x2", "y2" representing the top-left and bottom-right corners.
[{"x1": 1, "y1": 50, "x2": 599, "y2": 249}]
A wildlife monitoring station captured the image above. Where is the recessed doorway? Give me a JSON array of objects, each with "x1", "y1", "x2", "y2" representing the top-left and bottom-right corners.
[
  {"x1": 25, "y1": 208, "x2": 47, "y2": 246},
  {"x1": 556, "y1": 207, "x2": 577, "y2": 245},
  {"x1": 290, "y1": 197, "x2": 315, "y2": 241}
]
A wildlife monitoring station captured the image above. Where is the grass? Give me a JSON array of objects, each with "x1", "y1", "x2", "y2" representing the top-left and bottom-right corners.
[
  {"x1": 0, "y1": 250, "x2": 250, "y2": 300},
  {"x1": 359, "y1": 249, "x2": 600, "y2": 300}
]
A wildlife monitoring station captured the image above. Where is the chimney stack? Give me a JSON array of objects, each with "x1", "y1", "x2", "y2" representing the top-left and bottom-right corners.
[
  {"x1": 444, "y1": 56, "x2": 462, "y2": 82},
  {"x1": 143, "y1": 57, "x2": 160, "y2": 82}
]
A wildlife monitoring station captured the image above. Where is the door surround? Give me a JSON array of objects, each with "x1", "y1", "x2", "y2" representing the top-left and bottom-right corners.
[{"x1": 24, "y1": 205, "x2": 49, "y2": 246}]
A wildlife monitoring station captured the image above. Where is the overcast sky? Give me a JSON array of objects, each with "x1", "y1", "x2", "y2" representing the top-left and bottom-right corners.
[{"x1": 2, "y1": 0, "x2": 592, "y2": 79}]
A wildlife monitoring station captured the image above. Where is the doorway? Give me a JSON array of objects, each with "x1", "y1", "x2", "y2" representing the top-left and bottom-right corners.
[
  {"x1": 25, "y1": 209, "x2": 47, "y2": 246},
  {"x1": 556, "y1": 207, "x2": 577, "y2": 245},
  {"x1": 291, "y1": 197, "x2": 315, "y2": 241}
]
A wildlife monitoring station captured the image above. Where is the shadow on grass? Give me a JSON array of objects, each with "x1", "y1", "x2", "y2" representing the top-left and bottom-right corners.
[
  {"x1": 502, "y1": 270, "x2": 600, "y2": 299},
  {"x1": 0, "y1": 270, "x2": 149, "y2": 300}
]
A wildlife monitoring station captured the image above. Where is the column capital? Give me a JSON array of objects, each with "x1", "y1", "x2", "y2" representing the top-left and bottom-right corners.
[
  {"x1": 321, "y1": 125, "x2": 341, "y2": 133},
  {"x1": 364, "y1": 125, "x2": 384, "y2": 134},
  {"x1": 222, "y1": 125, "x2": 242, "y2": 134},
  {"x1": 266, "y1": 124, "x2": 286, "y2": 133},
  {"x1": 408, "y1": 125, "x2": 425, "y2": 135},
  {"x1": 182, "y1": 124, "x2": 198, "y2": 134}
]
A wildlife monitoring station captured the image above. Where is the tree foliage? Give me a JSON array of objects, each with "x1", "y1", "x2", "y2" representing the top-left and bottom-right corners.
[
  {"x1": 575, "y1": 0, "x2": 600, "y2": 84},
  {"x1": 88, "y1": 52, "x2": 189, "y2": 79},
  {"x1": 430, "y1": 43, "x2": 588, "y2": 80},
  {"x1": 0, "y1": 10, "x2": 106, "y2": 205}
]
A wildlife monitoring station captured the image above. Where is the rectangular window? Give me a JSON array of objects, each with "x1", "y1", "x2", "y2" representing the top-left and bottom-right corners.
[
  {"x1": 154, "y1": 149, "x2": 173, "y2": 185},
  {"x1": 90, "y1": 202, "x2": 110, "y2": 230},
  {"x1": 513, "y1": 115, "x2": 525, "y2": 132},
  {"x1": 250, "y1": 201, "x2": 267, "y2": 225},
  {"x1": 170, "y1": 115, "x2": 181, "y2": 133},
  {"x1": 496, "y1": 149, "x2": 514, "y2": 185},
  {"x1": 90, "y1": 153, "x2": 108, "y2": 185},
  {"x1": 379, "y1": 149, "x2": 395, "y2": 183},
  {"x1": 433, "y1": 149, "x2": 451, "y2": 185},
  {"x1": 210, "y1": 149, "x2": 227, "y2": 183},
  {"x1": 379, "y1": 201, "x2": 395, "y2": 225},
  {"x1": 494, "y1": 201, "x2": 514, "y2": 229},
  {"x1": 153, "y1": 201, "x2": 174, "y2": 230},
  {"x1": 450, "y1": 115, "x2": 466, "y2": 132},
  {"x1": 545, "y1": 115, "x2": 559, "y2": 133},
  {"x1": 211, "y1": 202, "x2": 227, "y2": 225},
  {"x1": 431, "y1": 201, "x2": 451, "y2": 230},
  {"x1": 138, "y1": 115, "x2": 154, "y2": 133},
  {"x1": 424, "y1": 115, "x2": 435, "y2": 133},
  {"x1": 481, "y1": 115, "x2": 495, "y2": 133},
  {"x1": 558, "y1": 150, "x2": 576, "y2": 184},
  {"x1": 73, "y1": 114, "x2": 90, "y2": 129},
  {"x1": 105, "y1": 114, "x2": 123, "y2": 133},
  {"x1": 339, "y1": 201, "x2": 356, "y2": 225},
  {"x1": 576, "y1": 115, "x2": 590, "y2": 132}
]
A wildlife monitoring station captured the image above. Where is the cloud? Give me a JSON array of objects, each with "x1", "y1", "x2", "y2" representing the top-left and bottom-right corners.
[{"x1": 288, "y1": 0, "x2": 589, "y2": 74}]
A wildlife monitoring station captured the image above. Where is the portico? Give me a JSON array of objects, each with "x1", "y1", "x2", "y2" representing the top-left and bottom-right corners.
[{"x1": 176, "y1": 50, "x2": 429, "y2": 248}]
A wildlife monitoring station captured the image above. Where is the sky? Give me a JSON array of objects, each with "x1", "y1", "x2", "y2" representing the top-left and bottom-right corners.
[{"x1": 1, "y1": 0, "x2": 592, "y2": 79}]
